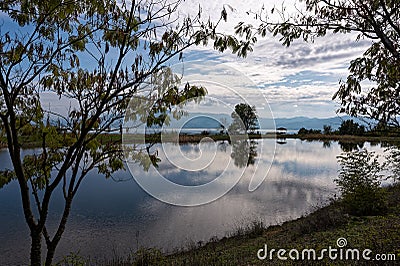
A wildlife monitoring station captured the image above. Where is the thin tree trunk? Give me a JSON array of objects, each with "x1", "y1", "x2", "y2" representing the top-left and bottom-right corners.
[
  {"x1": 44, "y1": 197, "x2": 73, "y2": 266},
  {"x1": 30, "y1": 230, "x2": 42, "y2": 266},
  {"x1": 45, "y1": 244, "x2": 56, "y2": 266}
]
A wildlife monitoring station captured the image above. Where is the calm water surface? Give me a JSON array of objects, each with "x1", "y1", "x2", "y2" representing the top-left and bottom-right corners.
[{"x1": 0, "y1": 139, "x2": 385, "y2": 264}]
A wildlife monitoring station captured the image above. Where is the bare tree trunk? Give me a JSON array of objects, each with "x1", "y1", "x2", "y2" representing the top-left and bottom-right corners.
[{"x1": 30, "y1": 230, "x2": 42, "y2": 266}]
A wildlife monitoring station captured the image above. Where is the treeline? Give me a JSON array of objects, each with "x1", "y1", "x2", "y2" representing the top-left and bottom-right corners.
[{"x1": 298, "y1": 119, "x2": 400, "y2": 137}]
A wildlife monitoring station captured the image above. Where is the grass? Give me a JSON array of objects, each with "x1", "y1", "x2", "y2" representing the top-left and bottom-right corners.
[{"x1": 58, "y1": 183, "x2": 400, "y2": 266}]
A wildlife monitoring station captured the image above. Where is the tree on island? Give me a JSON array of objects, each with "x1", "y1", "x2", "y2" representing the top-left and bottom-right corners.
[
  {"x1": 235, "y1": 0, "x2": 400, "y2": 128},
  {"x1": 0, "y1": 1, "x2": 251, "y2": 265},
  {"x1": 229, "y1": 103, "x2": 259, "y2": 134}
]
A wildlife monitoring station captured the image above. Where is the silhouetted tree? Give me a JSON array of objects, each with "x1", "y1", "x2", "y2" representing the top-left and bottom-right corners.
[
  {"x1": 323, "y1": 125, "x2": 332, "y2": 135},
  {"x1": 229, "y1": 103, "x2": 259, "y2": 134},
  {"x1": 297, "y1": 127, "x2": 321, "y2": 135},
  {"x1": 338, "y1": 120, "x2": 365, "y2": 135}
]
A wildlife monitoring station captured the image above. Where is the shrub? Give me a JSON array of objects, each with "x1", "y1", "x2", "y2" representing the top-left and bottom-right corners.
[{"x1": 335, "y1": 149, "x2": 388, "y2": 216}]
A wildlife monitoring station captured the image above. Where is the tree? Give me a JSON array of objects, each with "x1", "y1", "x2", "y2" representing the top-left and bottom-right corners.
[
  {"x1": 297, "y1": 127, "x2": 321, "y2": 135},
  {"x1": 0, "y1": 1, "x2": 248, "y2": 265},
  {"x1": 229, "y1": 103, "x2": 259, "y2": 134},
  {"x1": 235, "y1": 0, "x2": 400, "y2": 127},
  {"x1": 323, "y1": 125, "x2": 332, "y2": 135},
  {"x1": 298, "y1": 127, "x2": 309, "y2": 135},
  {"x1": 336, "y1": 150, "x2": 387, "y2": 216},
  {"x1": 338, "y1": 119, "x2": 365, "y2": 135}
]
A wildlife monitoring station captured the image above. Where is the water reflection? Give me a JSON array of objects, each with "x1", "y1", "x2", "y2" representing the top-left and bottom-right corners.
[
  {"x1": 323, "y1": 140, "x2": 331, "y2": 148},
  {"x1": 218, "y1": 141, "x2": 229, "y2": 152},
  {"x1": 338, "y1": 141, "x2": 365, "y2": 152},
  {"x1": 276, "y1": 138, "x2": 287, "y2": 145},
  {"x1": 230, "y1": 139, "x2": 258, "y2": 167},
  {"x1": 0, "y1": 139, "x2": 388, "y2": 265}
]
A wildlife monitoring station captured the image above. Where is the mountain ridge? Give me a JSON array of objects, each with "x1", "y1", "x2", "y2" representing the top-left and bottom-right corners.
[{"x1": 168, "y1": 113, "x2": 372, "y2": 131}]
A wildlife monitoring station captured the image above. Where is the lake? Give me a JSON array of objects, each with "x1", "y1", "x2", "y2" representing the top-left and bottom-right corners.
[{"x1": 0, "y1": 139, "x2": 386, "y2": 265}]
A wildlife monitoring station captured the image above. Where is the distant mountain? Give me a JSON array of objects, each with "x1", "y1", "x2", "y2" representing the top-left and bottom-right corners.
[
  {"x1": 47, "y1": 111, "x2": 374, "y2": 132},
  {"x1": 181, "y1": 115, "x2": 223, "y2": 129},
  {"x1": 167, "y1": 113, "x2": 373, "y2": 131},
  {"x1": 274, "y1": 116, "x2": 374, "y2": 130},
  {"x1": 272, "y1": 116, "x2": 346, "y2": 130}
]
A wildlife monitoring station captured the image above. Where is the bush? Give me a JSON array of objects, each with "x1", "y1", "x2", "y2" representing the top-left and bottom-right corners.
[{"x1": 335, "y1": 149, "x2": 388, "y2": 216}]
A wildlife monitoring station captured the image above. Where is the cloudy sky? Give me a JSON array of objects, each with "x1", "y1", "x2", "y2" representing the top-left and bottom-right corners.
[
  {"x1": 1, "y1": 0, "x2": 371, "y2": 119},
  {"x1": 171, "y1": 0, "x2": 371, "y2": 118}
]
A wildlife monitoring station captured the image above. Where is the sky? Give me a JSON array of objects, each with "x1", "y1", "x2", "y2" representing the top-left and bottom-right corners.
[
  {"x1": 1, "y1": 0, "x2": 372, "y2": 119},
  {"x1": 168, "y1": 0, "x2": 371, "y2": 118}
]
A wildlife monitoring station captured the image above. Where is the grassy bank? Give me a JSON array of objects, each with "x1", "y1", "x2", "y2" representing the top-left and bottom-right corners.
[{"x1": 60, "y1": 183, "x2": 400, "y2": 266}]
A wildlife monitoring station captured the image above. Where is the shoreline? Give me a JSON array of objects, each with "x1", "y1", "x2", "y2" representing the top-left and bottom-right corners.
[{"x1": 5, "y1": 133, "x2": 400, "y2": 149}]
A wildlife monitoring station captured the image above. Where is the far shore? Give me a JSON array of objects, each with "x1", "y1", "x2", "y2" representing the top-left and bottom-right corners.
[{"x1": 3, "y1": 132, "x2": 400, "y2": 149}]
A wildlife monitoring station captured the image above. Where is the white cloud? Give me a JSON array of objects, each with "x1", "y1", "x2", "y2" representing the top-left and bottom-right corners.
[
  {"x1": 172, "y1": 0, "x2": 371, "y2": 118},
  {"x1": 35, "y1": 1, "x2": 371, "y2": 119}
]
